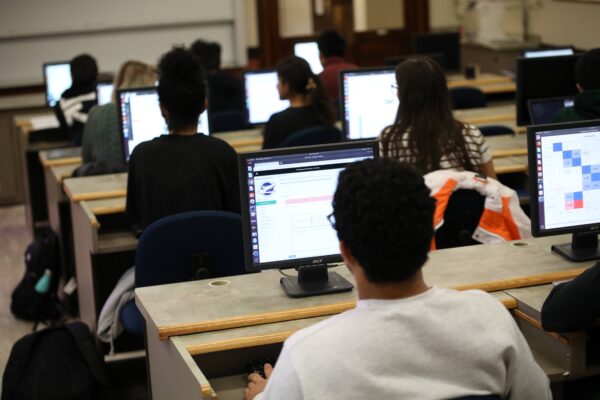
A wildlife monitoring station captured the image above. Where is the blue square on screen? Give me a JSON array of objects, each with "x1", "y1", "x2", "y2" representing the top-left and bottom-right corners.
[
  {"x1": 573, "y1": 150, "x2": 581, "y2": 158},
  {"x1": 593, "y1": 173, "x2": 600, "y2": 182},
  {"x1": 574, "y1": 192, "x2": 583, "y2": 201},
  {"x1": 573, "y1": 158, "x2": 582, "y2": 167},
  {"x1": 553, "y1": 143, "x2": 562, "y2": 152},
  {"x1": 583, "y1": 165, "x2": 592, "y2": 174},
  {"x1": 564, "y1": 159, "x2": 573, "y2": 168},
  {"x1": 563, "y1": 150, "x2": 572, "y2": 159},
  {"x1": 565, "y1": 193, "x2": 574, "y2": 201}
]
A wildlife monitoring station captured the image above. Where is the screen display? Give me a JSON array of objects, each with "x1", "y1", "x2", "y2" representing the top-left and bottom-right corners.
[
  {"x1": 535, "y1": 124, "x2": 600, "y2": 232},
  {"x1": 97, "y1": 82, "x2": 114, "y2": 106},
  {"x1": 523, "y1": 48, "x2": 574, "y2": 58},
  {"x1": 342, "y1": 68, "x2": 398, "y2": 140},
  {"x1": 294, "y1": 42, "x2": 324, "y2": 75},
  {"x1": 119, "y1": 87, "x2": 210, "y2": 160},
  {"x1": 243, "y1": 145, "x2": 376, "y2": 267},
  {"x1": 528, "y1": 97, "x2": 575, "y2": 125},
  {"x1": 244, "y1": 71, "x2": 290, "y2": 125},
  {"x1": 44, "y1": 63, "x2": 72, "y2": 107}
]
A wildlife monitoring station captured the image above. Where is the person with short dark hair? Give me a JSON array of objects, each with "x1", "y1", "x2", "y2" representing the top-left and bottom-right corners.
[
  {"x1": 380, "y1": 56, "x2": 496, "y2": 179},
  {"x1": 553, "y1": 48, "x2": 600, "y2": 123},
  {"x1": 190, "y1": 39, "x2": 245, "y2": 118},
  {"x1": 55, "y1": 54, "x2": 98, "y2": 145},
  {"x1": 316, "y1": 30, "x2": 357, "y2": 100},
  {"x1": 126, "y1": 47, "x2": 240, "y2": 231},
  {"x1": 245, "y1": 159, "x2": 550, "y2": 400},
  {"x1": 262, "y1": 56, "x2": 337, "y2": 149}
]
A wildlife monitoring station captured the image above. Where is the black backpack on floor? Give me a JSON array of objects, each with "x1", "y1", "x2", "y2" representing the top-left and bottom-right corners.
[
  {"x1": 11, "y1": 227, "x2": 61, "y2": 322},
  {"x1": 1, "y1": 322, "x2": 108, "y2": 400}
]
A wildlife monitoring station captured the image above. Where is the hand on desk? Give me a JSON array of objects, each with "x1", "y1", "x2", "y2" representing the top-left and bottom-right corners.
[{"x1": 246, "y1": 363, "x2": 273, "y2": 400}]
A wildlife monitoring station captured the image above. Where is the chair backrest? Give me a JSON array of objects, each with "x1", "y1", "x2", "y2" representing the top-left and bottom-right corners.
[
  {"x1": 280, "y1": 125, "x2": 343, "y2": 148},
  {"x1": 435, "y1": 189, "x2": 485, "y2": 249},
  {"x1": 134, "y1": 211, "x2": 246, "y2": 288},
  {"x1": 209, "y1": 110, "x2": 248, "y2": 133},
  {"x1": 450, "y1": 87, "x2": 487, "y2": 110},
  {"x1": 478, "y1": 125, "x2": 515, "y2": 137}
]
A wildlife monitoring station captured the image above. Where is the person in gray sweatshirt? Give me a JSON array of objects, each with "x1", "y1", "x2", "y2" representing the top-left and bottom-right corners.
[{"x1": 247, "y1": 159, "x2": 551, "y2": 400}]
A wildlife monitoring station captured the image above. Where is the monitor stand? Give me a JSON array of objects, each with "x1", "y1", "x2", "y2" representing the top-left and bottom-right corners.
[
  {"x1": 552, "y1": 232, "x2": 600, "y2": 262},
  {"x1": 280, "y1": 264, "x2": 353, "y2": 298}
]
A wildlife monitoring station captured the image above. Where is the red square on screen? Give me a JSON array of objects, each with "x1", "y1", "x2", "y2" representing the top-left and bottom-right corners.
[{"x1": 574, "y1": 200, "x2": 584, "y2": 209}]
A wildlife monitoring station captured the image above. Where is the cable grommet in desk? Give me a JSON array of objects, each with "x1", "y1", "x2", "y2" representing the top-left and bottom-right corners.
[{"x1": 209, "y1": 280, "x2": 231, "y2": 287}]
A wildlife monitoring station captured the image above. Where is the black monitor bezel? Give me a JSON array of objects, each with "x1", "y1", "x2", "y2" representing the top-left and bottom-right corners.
[
  {"x1": 411, "y1": 31, "x2": 461, "y2": 72},
  {"x1": 116, "y1": 85, "x2": 211, "y2": 161},
  {"x1": 528, "y1": 119, "x2": 600, "y2": 238},
  {"x1": 526, "y1": 95, "x2": 576, "y2": 125},
  {"x1": 243, "y1": 68, "x2": 288, "y2": 127},
  {"x1": 239, "y1": 140, "x2": 379, "y2": 272},
  {"x1": 521, "y1": 47, "x2": 575, "y2": 58},
  {"x1": 515, "y1": 54, "x2": 581, "y2": 126},
  {"x1": 338, "y1": 66, "x2": 397, "y2": 141},
  {"x1": 43, "y1": 61, "x2": 71, "y2": 107}
]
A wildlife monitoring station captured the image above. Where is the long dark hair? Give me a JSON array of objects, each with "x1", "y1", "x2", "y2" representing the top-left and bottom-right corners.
[
  {"x1": 380, "y1": 56, "x2": 476, "y2": 173},
  {"x1": 276, "y1": 56, "x2": 336, "y2": 126}
]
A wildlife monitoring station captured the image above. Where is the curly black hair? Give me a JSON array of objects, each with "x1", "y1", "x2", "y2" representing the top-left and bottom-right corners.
[
  {"x1": 332, "y1": 159, "x2": 435, "y2": 283},
  {"x1": 157, "y1": 46, "x2": 206, "y2": 132}
]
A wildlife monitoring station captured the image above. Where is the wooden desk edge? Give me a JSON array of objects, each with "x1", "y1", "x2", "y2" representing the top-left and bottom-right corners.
[
  {"x1": 41, "y1": 156, "x2": 82, "y2": 169},
  {"x1": 495, "y1": 164, "x2": 528, "y2": 174},
  {"x1": 155, "y1": 271, "x2": 551, "y2": 341},
  {"x1": 492, "y1": 149, "x2": 528, "y2": 158},
  {"x1": 91, "y1": 204, "x2": 126, "y2": 216},
  {"x1": 184, "y1": 297, "x2": 517, "y2": 356},
  {"x1": 64, "y1": 188, "x2": 127, "y2": 203},
  {"x1": 79, "y1": 201, "x2": 101, "y2": 229}
]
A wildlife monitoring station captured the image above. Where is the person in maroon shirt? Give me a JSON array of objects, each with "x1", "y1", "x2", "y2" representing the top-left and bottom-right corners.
[{"x1": 317, "y1": 30, "x2": 358, "y2": 101}]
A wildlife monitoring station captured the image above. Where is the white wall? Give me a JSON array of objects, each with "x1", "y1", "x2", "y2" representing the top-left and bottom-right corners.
[
  {"x1": 0, "y1": 0, "x2": 247, "y2": 87},
  {"x1": 430, "y1": 0, "x2": 460, "y2": 30},
  {"x1": 529, "y1": 0, "x2": 600, "y2": 50},
  {"x1": 278, "y1": 0, "x2": 313, "y2": 38},
  {"x1": 245, "y1": 0, "x2": 259, "y2": 47}
]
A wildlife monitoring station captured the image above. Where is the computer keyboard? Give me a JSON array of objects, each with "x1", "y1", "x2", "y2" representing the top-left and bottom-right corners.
[{"x1": 247, "y1": 357, "x2": 277, "y2": 379}]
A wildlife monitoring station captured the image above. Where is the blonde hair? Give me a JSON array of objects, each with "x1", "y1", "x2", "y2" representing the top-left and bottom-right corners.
[{"x1": 111, "y1": 61, "x2": 157, "y2": 103}]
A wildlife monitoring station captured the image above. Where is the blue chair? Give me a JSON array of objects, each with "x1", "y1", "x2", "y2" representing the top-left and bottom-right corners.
[
  {"x1": 209, "y1": 110, "x2": 248, "y2": 133},
  {"x1": 280, "y1": 126, "x2": 343, "y2": 148},
  {"x1": 479, "y1": 125, "x2": 515, "y2": 136},
  {"x1": 450, "y1": 87, "x2": 487, "y2": 110},
  {"x1": 120, "y1": 211, "x2": 247, "y2": 336}
]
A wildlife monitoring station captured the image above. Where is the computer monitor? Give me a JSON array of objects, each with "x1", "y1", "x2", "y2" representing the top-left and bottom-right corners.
[
  {"x1": 243, "y1": 69, "x2": 290, "y2": 125},
  {"x1": 117, "y1": 86, "x2": 210, "y2": 161},
  {"x1": 340, "y1": 67, "x2": 398, "y2": 140},
  {"x1": 294, "y1": 41, "x2": 324, "y2": 75},
  {"x1": 527, "y1": 97, "x2": 575, "y2": 125},
  {"x1": 523, "y1": 47, "x2": 574, "y2": 58},
  {"x1": 528, "y1": 119, "x2": 600, "y2": 261},
  {"x1": 516, "y1": 54, "x2": 581, "y2": 126},
  {"x1": 412, "y1": 32, "x2": 461, "y2": 71},
  {"x1": 43, "y1": 62, "x2": 72, "y2": 107},
  {"x1": 96, "y1": 82, "x2": 114, "y2": 106},
  {"x1": 239, "y1": 141, "x2": 379, "y2": 297}
]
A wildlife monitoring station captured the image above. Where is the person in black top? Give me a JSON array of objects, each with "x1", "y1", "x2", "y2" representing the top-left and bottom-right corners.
[
  {"x1": 190, "y1": 39, "x2": 245, "y2": 115},
  {"x1": 262, "y1": 56, "x2": 336, "y2": 149},
  {"x1": 541, "y1": 262, "x2": 600, "y2": 332},
  {"x1": 55, "y1": 54, "x2": 98, "y2": 145},
  {"x1": 125, "y1": 47, "x2": 240, "y2": 231}
]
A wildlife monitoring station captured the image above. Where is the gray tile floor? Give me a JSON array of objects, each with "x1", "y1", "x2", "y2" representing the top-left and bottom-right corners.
[{"x1": 0, "y1": 206, "x2": 36, "y2": 382}]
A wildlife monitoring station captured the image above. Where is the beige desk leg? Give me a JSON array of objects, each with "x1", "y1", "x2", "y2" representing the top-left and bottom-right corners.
[
  {"x1": 143, "y1": 319, "x2": 209, "y2": 400},
  {"x1": 70, "y1": 201, "x2": 99, "y2": 331}
]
